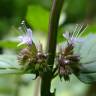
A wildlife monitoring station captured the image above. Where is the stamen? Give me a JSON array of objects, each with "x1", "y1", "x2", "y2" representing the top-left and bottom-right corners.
[
  {"x1": 63, "y1": 23, "x2": 87, "y2": 45},
  {"x1": 71, "y1": 24, "x2": 82, "y2": 41},
  {"x1": 71, "y1": 24, "x2": 78, "y2": 39},
  {"x1": 71, "y1": 24, "x2": 87, "y2": 43},
  {"x1": 75, "y1": 24, "x2": 83, "y2": 38},
  {"x1": 77, "y1": 24, "x2": 88, "y2": 38}
]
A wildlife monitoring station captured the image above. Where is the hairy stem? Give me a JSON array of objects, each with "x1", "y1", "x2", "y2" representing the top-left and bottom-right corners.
[{"x1": 41, "y1": 0, "x2": 64, "y2": 96}]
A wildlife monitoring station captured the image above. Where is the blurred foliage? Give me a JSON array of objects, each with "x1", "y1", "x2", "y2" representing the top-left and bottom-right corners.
[
  {"x1": 0, "y1": 41, "x2": 18, "y2": 49},
  {"x1": 26, "y1": 5, "x2": 49, "y2": 32},
  {"x1": 64, "y1": 0, "x2": 96, "y2": 23},
  {"x1": 65, "y1": 0, "x2": 87, "y2": 23},
  {"x1": 0, "y1": 0, "x2": 96, "y2": 96}
]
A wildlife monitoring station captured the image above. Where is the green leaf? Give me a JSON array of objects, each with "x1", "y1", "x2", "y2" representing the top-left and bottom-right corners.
[
  {"x1": 74, "y1": 34, "x2": 96, "y2": 83},
  {"x1": 26, "y1": 5, "x2": 49, "y2": 32},
  {"x1": 51, "y1": 75, "x2": 87, "y2": 96},
  {"x1": 0, "y1": 40, "x2": 18, "y2": 49},
  {"x1": 0, "y1": 55, "x2": 22, "y2": 75}
]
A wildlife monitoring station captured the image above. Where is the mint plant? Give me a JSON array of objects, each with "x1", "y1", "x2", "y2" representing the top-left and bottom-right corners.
[
  {"x1": 16, "y1": 0, "x2": 96, "y2": 95},
  {"x1": 0, "y1": 0, "x2": 96, "y2": 96}
]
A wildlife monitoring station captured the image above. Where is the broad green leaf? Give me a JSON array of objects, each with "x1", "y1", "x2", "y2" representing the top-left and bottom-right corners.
[
  {"x1": 26, "y1": 5, "x2": 49, "y2": 32},
  {"x1": 0, "y1": 69, "x2": 22, "y2": 75},
  {"x1": 0, "y1": 39, "x2": 29, "y2": 50},
  {"x1": 74, "y1": 34, "x2": 96, "y2": 83},
  {"x1": 0, "y1": 40, "x2": 18, "y2": 49},
  {"x1": 51, "y1": 75, "x2": 88, "y2": 96},
  {"x1": 0, "y1": 76, "x2": 16, "y2": 94},
  {"x1": 0, "y1": 55, "x2": 22, "y2": 75}
]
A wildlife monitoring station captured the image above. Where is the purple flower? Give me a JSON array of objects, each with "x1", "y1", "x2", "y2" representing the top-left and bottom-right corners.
[
  {"x1": 63, "y1": 24, "x2": 87, "y2": 44},
  {"x1": 17, "y1": 21, "x2": 33, "y2": 46},
  {"x1": 63, "y1": 32, "x2": 84, "y2": 44},
  {"x1": 18, "y1": 28, "x2": 33, "y2": 46}
]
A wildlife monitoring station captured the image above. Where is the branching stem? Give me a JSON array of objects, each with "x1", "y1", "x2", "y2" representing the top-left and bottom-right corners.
[{"x1": 40, "y1": 0, "x2": 64, "y2": 96}]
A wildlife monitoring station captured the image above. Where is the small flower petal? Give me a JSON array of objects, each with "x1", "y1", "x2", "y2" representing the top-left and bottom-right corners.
[
  {"x1": 71, "y1": 37, "x2": 84, "y2": 44},
  {"x1": 27, "y1": 28, "x2": 32, "y2": 39},
  {"x1": 17, "y1": 25, "x2": 33, "y2": 46}
]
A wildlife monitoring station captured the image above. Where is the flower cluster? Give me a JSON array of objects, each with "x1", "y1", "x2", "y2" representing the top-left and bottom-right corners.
[
  {"x1": 58, "y1": 48, "x2": 72, "y2": 81},
  {"x1": 17, "y1": 21, "x2": 48, "y2": 76},
  {"x1": 17, "y1": 22, "x2": 87, "y2": 80},
  {"x1": 57, "y1": 47, "x2": 80, "y2": 81},
  {"x1": 57, "y1": 24, "x2": 86, "y2": 81}
]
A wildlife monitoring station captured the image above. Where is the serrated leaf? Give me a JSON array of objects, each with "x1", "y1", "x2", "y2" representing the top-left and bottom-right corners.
[{"x1": 74, "y1": 34, "x2": 96, "y2": 83}]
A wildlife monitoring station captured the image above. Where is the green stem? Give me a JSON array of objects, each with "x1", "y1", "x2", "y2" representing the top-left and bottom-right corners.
[
  {"x1": 47, "y1": 0, "x2": 64, "y2": 68},
  {"x1": 41, "y1": 0, "x2": 64, "y2": 96},
  {"x1": 41, "y1": 72, "x2": 53, "y2": 96}
]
